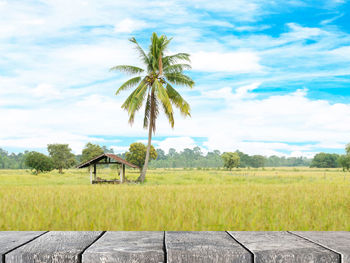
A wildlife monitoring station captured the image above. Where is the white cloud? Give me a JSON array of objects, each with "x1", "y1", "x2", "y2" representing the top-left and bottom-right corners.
[
  {"x1": 1, "y1": 81, "x2": 350, "y2": 157},
  {"x1": 32, "y1": 84, "x2": 61, "y2": 99},
  {"x1": 154, "y1": 137, "x2": 197, "y2": 153},
  {"x1": 191, "y1": 51, "x2": 262, "y2": 73},
  {"x1": 203, "y1": 82, "x2": 261, "y2": 100},
  {"x1": 110, "y1": 145, "x2": 129, "y2": 153},
  {"x1": 284, "y1": 23, "x2": 323, "y2": 40},
  {"x1": 187, "y1": 87, "x2": 350, "y2": 156},
  {"x1": 0, "y1": 132, "x2": 104, "y2": 154},
  {"x1": 114, "y1": 18, "x2": 149, "y2": 33},
  {"x1": 329, "y1": 46, "x2": 350, "y2": 59}
]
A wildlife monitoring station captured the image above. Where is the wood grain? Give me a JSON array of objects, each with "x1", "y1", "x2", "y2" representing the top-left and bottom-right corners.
[
  {"x1": 0, "y1": 231, "x2": 46, "y2": 263},
  {"x1": 292, "y1": 231, "x2": 350, "y2": 263},
  {"x1": 165, "y1": 231, "x2": 252, "y2": 263},
  {"x1": 229, "y1": 231, "x2": 340, "y2": 263},
  {"x1": 5, "y1": 231, "x2": 102, "y2": 263},
  {"x1": 82, "y1": 231, "x2": 164, "y2": 263}
]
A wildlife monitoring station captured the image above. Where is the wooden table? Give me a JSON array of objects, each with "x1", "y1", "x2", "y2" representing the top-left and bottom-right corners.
[{"x1": 0, "y1": 231, "x2": 349, "y2": 262}]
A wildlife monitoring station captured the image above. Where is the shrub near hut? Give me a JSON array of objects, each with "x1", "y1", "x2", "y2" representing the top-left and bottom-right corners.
[
  {"x1": 25, "y1": 151, "x2": 54, "y2": 174},
  {"x1": 125, "y1": 143, "x2": 157, "y2": 171}
]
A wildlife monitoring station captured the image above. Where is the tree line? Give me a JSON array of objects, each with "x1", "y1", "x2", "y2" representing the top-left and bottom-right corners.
[{"x1": 1, "y1": 142, "x2": 350, "y2": 173}]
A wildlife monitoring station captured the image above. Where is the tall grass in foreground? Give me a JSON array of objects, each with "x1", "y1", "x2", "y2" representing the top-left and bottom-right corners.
[{"x1": 0, "y1": 168, "x2": 349, "y2": 230}]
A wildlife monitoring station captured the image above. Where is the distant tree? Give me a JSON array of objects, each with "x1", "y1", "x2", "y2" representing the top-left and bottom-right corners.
[
  {"x1": 338, "y1": 155, "x2": 350, "y2": 171},
  {"x1": 193, "y1": 146, "x2": 202, "y2": 158},
  {"x1": 125, "y1": 143, "x2": 157, "y2": 170},
  {"x1": 346, "y1": 143, "x2": 350, "y2": 155},
  {"x1": 338, "y1": 143, "x2": 350, "y2": 171},
  {"x1": 310, "y1": 153, "x2": 339, "y2": 168},
  {"x1": 168, "y1": 148, "x2": 177, "y2": 158},
  {"x1": 102, "y1": 146, "x2": 114, "y2": 154},
  {"x1": 81, "y1": 143, "x2": 104, "y2": 163},
  {"x1": 0, "y1": 148, "x2": 28, "y2": 169},
  {"x1": 221, "y1": 152, "x2": 240, "y2": 170},
  {"x1": 250, "y1": 155, "x2": 266, "y2": 168},
  {"x1": 156, "y1": 149, "x2": 166, "y2": 160},
  {"x1": 47, "y1": 144, "x2": 76, "y2": 173},
  {"x1": 267, "y1": 155, "x2": 281, "y2": 167},
  {"x1": 205, "y1": 150, "x2": 223, "y2": 168},
  {"x1": 25, "y1": 151, "x2": 53, "y2": 174},
  {"x1": 235, "y1": 150, "x2": 251, "y2": 167}
]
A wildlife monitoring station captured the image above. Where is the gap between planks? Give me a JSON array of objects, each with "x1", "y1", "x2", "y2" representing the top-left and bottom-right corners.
[
  {"x1": 288, "y1": 231, "x2": 343, "y2": 263},
  {"x1": 78, "y1": 231, "x2": 106, "y2": 263},
  {"x1": 2, "y1": 231, "x2": 49, "y2": 263}
]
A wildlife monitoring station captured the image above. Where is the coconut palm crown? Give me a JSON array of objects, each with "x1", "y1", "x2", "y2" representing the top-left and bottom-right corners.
[{"x1": 111, "y1": 32, "x2": 194, "y2": 182}]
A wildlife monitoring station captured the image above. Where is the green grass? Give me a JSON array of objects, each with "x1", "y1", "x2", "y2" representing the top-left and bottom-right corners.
[{"x1": 0, "y1": 167, "x2": 349, "y2": 230}]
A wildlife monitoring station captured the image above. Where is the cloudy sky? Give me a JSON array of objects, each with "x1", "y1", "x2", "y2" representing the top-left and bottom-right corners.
[{"x1": 1, "y1": 0, "x2": 350, "y2": 157}]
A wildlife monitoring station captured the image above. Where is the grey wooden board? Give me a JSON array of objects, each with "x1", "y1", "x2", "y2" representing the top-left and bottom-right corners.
[
  {"x1": 165, "y1": 231, "x2": 252, "y2": 263},
  {"x1": 292, "y1": 231, "x2": 350, "y2": 263},
  {"x1": 5, "y1": 231, "x2": 102, "y2": 263},
  {"x1": 229, "y1": 231, "x2": 340, "y2": 263},
  {"x1": 0, "y1": 231, "x2": 46, "y2": 263},
  {"x1": 82, "y1": 231, "x2": 164, "y2": 263}
]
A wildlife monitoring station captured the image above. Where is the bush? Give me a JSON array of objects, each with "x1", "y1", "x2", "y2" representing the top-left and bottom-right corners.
[{"x1": 25, "y1": 151, "x2": 54, "y2": 174}]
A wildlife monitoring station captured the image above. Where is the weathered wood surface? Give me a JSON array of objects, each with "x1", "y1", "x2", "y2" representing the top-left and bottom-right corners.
[
  {"x1": 0, "y1": 232, "x2": 45, "y2": 263},
  {"x1": 292, "y1": 231, "x2": 350, "y2": 263},
  {"x1": 0, "y1": 231, "x2": 349, "y2": 263},
  {"x1": 229, "y1": 231, "x2": 340, "y2": 263},
  {"x1": 5, "y1": 231, "x2": 102, "y2": 263},
  {"x1": 82, "y1": 231, "x2": 164, "y2": 263},
  {"x1": 165, "y1": 231, "x2": 252, "y2": 263}
]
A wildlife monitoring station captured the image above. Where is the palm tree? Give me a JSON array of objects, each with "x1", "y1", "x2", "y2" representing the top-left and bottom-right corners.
[{"x1": 111, "y1": 32, "x2": 194, "y2": 183}]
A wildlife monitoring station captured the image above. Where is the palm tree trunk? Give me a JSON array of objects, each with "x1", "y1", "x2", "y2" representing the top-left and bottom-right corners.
[
  {"x1": 138, "y1": 91, "x2": 154, "y2": 183},
  {"x1": 138, "y1": 115, "x2": 153, "y2": 183}
]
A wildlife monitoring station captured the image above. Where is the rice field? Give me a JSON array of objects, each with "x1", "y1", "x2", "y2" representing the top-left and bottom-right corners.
[{"x1": 0, "y1": 167, "x2": 349, "y2": 230}]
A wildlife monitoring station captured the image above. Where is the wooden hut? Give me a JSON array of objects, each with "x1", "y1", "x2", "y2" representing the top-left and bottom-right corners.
[{"x1": 77, "y1": 153, "x2": 139, "y2": 184}]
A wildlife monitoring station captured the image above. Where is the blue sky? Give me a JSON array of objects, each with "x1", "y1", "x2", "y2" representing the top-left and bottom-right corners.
[{"x1": 1, "y1": 0, "x2": 350, "y2": 157}]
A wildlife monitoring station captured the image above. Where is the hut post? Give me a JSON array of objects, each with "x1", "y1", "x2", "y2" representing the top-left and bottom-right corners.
[
  {"x1": 93, "y1": 164, "x2": 96, "y2": 180},
  {"x1": 122, "y1": 164, "x2": 125, "y2": 182},
  {"x1": 89, "y1": 165, "x2": 92, "y2": 184},
  {"x1": 120, "y1": 164, "x2": 124, "y2": 183}
]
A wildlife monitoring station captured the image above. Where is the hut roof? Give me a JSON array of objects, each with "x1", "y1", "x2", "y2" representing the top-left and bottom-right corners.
[{"x1": 77, "y1": 153, "x2": 139, "y2": 169}]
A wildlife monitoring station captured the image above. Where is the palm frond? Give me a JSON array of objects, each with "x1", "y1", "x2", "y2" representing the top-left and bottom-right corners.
[
  {"x1": 161, "y1": 99, "x2": 174, "y2": 127},
  {"x1": 121, "y1": 81, "x2": 149, "y2": 125},
  {"x1": 110, "y1": 65, "x2": 144, "y2": 75},
  {"x1": 165, "y1": 73, "x2": 195, "y2": 88},
  {"x1": 163, "y1": 64, "x2": 192, "y2": 74},
  {"x1": 150, "y1": 91, "x2": 159, "y2": 133},
  {"x1": 143, "y1": 93, "x2": 151, "y2": 129},
  {"x1": 115, "y1": 76, "x2": 142, "y2": 95},
  {"x1": 165, "y1": 83, "x2": 191, "y2": 117},
  {"x1": 154, "y1": 79, "x2": 174, "y2": 127},
  {"x1": 163, "y1": 53, "x2": 191, "y2": 65},
  {"x1": 129, "y1": 37, "x2": 150, "y2": 66}
]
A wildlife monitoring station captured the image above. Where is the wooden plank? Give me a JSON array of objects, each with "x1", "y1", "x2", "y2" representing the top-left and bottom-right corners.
[
  {"x1": 292, "y1": 231, "x2": 350, "y2": 263},
  {"x1": 82, "y1": 231, "x2": 164, "y2": 263},
  {"x1": 228, "y1": 231, "x2": 340, "y2": 263},
  {"x1": 6, "y1": 231, "x2": 102, "y2": 263},
  {"x1": 165, "y1": 231, "x2": 252, "y2": 263},
  {"x1": 0, "y1": 232, "x2": 46, "y2": 263}
]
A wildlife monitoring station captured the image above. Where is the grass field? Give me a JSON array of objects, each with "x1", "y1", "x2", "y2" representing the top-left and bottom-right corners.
[{"x1": 0, "y1": 167, "x2": 349, "y2": 230}]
